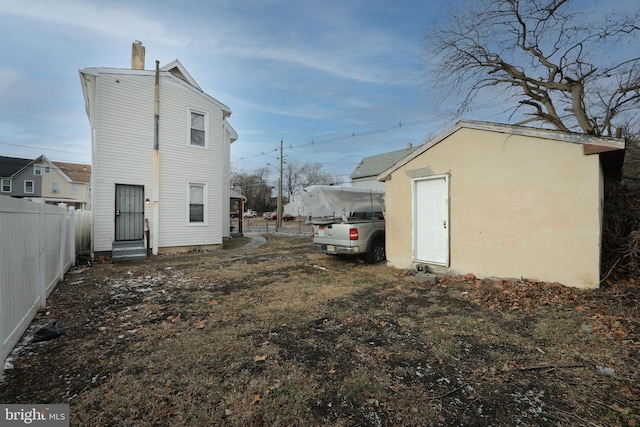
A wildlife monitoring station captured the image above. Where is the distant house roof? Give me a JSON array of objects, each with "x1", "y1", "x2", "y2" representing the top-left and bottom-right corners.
[
  {"x1": 0, "y1": 156, "x2": 32, "y2": 177},
  {"x1": 230, "y1": 189, "x2": 246, "y2": 200},
  {"x1": 350, "y1": 145, "x2": 419, "y2": 181},
  {"x1": 53, "y1": 162, "x2": 92, "y2": 183}
]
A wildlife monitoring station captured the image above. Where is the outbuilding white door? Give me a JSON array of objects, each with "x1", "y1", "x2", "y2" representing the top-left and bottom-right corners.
[{"x1": 414, "y1": 176, "x2": 449, "y2": 265}]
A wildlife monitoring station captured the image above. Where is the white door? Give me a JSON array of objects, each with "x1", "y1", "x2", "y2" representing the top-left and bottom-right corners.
[{"x1": 414, "y1": 176, "x2": 449, "y2": 265}]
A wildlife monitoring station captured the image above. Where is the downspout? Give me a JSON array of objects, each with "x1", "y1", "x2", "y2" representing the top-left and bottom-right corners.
[{"x1": 152, "y1": 60, "x2": 160, "y2": 255}]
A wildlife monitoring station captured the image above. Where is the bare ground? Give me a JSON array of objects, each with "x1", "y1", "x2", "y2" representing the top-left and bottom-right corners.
[{"x1": 1, "y1": 234, "x2": 639, "y2": 426}]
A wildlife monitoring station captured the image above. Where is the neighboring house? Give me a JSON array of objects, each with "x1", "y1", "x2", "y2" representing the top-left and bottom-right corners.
[
  {"x1": 284, "y1": 190, "x2": 312, "y2": 217},
  {"x1": 350, "y1": 144, "x2": 419, "y2": 190},
  {"x1": 0, "y1": 156, "x2": 31, "y2": 195},
  {"x1": 51, "y1": 161, "x2": 92, "y2": 210},
  {"x1": 0, "y1": 155, "x2": 91, "y2": 210},
  {"x1": 79, "y1": 41, "x2": 237, "y2": 259},
  {"x1": 379, "y1": 120, "x2": 625, "y2": 289}
]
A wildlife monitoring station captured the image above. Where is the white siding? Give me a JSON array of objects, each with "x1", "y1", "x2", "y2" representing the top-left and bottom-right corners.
[
  {"x1": 93, "y1": 73, "x2": 155, "y2": 252},
  {"x1": 155, "y1": 78, "x2": 225, "y2": 248},
  {"x1": 88, "y1": 69, "x2": 231, "y2": 252}
]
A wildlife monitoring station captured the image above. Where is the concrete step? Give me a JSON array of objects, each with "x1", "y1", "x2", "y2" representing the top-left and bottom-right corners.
[{"x1": 112, "y1": 240, "x2": 147, "y2": 263}]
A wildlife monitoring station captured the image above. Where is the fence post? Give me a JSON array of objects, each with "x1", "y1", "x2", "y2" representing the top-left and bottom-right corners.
[
  {"x1": 37, "y1": 199, "x2": 47, "y2": 309},
  {"x1": 58, "y1": 203, "x2": 68, "y2": 283},
  {"x1": 68, "y1": 206, "x2": 76, "y2": 267}
]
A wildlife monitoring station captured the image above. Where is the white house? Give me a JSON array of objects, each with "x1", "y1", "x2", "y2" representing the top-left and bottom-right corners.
[{"x1": 79, "y1": 42, "x2": 237, "y2": 260}]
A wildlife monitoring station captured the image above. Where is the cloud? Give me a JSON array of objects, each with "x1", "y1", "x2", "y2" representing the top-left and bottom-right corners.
[
  {"x1": 0, "y1": 0, "x2": 189, "y2": 47},
  {"x1": 0, "y1": 68, "x2": 22, "y2": 92}
]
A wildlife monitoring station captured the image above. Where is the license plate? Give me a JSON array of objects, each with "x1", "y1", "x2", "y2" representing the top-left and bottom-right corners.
[{"x1": 326, "y1": 245, "x2": 335, "y2": 252}]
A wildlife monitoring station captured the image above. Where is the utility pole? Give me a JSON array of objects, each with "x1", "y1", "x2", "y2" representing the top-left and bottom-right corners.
[{"x1": 277, "y1": 138, "x2": 284, "y2": 229}]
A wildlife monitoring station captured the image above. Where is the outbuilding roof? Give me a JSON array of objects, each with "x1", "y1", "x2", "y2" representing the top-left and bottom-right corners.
[{"x1": 378, "y1": 120, "x2": 626, "y2": 181}]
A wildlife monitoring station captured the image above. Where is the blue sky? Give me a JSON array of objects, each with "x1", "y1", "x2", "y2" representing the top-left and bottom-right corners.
[{"x1": 0, "y1": 0, "x2": 634, "y2": 184}]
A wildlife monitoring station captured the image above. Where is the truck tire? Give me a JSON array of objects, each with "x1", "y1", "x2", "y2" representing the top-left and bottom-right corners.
[{"x1": 365, "y1": 239, "x2": 386, "y2": 264}]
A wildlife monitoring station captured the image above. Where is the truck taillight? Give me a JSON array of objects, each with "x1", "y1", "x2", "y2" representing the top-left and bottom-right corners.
[{"x1": 349, "y1": 228, "x2": 359, "y2": 241}]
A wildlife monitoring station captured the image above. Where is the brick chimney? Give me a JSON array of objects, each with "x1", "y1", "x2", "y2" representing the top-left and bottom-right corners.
[{"x1": 131, "y1": 40, "x2": 145, "y2": 70}]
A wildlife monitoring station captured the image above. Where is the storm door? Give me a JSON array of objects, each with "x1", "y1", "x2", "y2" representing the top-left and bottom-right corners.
[{"x1": 115, "y1": 184, "x2": 144, "y2": 241}]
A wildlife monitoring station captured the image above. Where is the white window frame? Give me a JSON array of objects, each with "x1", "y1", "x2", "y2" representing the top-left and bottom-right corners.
[
  {"x1": 70, "y1": 183, "x2": 78, "y2": 194},
  {"x1": 1, "y1": 178, "x2": 11, "y2": 193},
  {"x1": 51, "y1": 181, "x2": 59, "y2": 193},
  {"x1": 44, "y1": 166, "x2": 50, "y2": 173},
  {"x1": 24, "y1": 180, "x2": 34, "y2": 194},
  {"x1": 187, "y1": 182, "x2": 207, "y2": 225},
  {"x1": 188, "y1": 109, "x2": 208, "y2": 148},
  {"x1": 34, "y1": 164, "x2": 42, "y2": 175}
]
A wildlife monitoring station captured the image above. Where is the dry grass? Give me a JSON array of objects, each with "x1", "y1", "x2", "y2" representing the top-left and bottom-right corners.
[{"x1": 1, "y1": 234, "x2": 639, "y2": 426}]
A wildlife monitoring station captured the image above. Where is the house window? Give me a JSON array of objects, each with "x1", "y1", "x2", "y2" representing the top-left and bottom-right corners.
[
  {"x1": 44, "y1": 166, "x2": 50, "y2": 173},
  {"x1": 189, "y1": 110, "x2": 206, "y2": 147},
  {"x1": 1, "y1": 178, "x2": 11, "y2": 192},
  {"x1": 188, "y1": 182, "x2": 206, "y2": 224},
  {"x1": 51, "y1": 182, "x2": 59, "y2": 193},
  {"x1": 25, "y1": 180, "x2": 34, "y2": 194},
  {"x1": 70, "y1": 183, "x2": 78, "y2": 194},
  {"x1": 34, "y1": 164, "x2": 42, "y2": 175}
]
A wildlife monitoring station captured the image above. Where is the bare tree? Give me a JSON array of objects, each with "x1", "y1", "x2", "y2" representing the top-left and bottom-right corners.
[
  {"x1": 230, "y1": 168, "x2": 272, "y2": 212},
  {"x1": 424, "y1": 0, "x2": 640, "y2": 136},
  {"x1": 299, "y1": 162, "x2": 338, "y2": 186}
]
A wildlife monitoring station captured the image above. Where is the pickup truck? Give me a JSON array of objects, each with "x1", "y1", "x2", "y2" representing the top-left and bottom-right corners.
[
  {"x1": 302, "y1": 186, "x2": 386, "y2": 264},
  {"x1": 311, "y1": 212, "x2": 385, "y2": 263}
]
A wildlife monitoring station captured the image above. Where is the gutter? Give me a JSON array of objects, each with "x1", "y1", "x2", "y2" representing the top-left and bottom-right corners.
[{"x1": 152, "y1": 60, "x2": 160, "y2": 255}]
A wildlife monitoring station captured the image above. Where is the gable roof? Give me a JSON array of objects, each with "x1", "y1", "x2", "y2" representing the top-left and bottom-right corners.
[
  {"x1": 379, "y1": 120, "x2": 626, "y2": 181},
  {"x1": 350, "y1": 145, "x2": 419, "y2": 180},
  {"x1": 0, "y1": 156, "x2": 31, "y2": 177},
  {"x1": 159, "y1": 60, "x2": 201, "y2": 91},
  {"x1": 79, "y1": 59, "x2": 232, "y2": 117},
  {"x1": 0, "y1": 155, "x2": 91, "y2": 184}
]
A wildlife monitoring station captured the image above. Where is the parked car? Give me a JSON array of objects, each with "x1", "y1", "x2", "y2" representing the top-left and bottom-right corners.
[
  {"x1": 243, "y1": 210, "x2": 257, "y2": 218},
  {"x1": 263, "y1": 212, "x2": 294, "y2": 221},
  {"x1": 230, "y1": 211, "x2": 239, "y2": 218}
]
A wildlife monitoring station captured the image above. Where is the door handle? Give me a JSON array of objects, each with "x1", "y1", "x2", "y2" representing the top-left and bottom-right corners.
[
  {"x1": 443, "y1": 220, "x2": 447, "y2": 229},
  {"x1": 116, "y1": 209, "x2": 120, "y2": 216}
]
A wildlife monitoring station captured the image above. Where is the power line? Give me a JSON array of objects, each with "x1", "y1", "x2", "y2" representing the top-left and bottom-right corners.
[{"x1": 0, "y1": 141, "x2": 89, "y2": 157}]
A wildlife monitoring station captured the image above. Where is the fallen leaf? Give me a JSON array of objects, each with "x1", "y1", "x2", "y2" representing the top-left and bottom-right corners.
[
  {"x1": 195, "y1": 320, "x2": 206, "y2": 329},
  {"x1": 395, "y1": 285, "x2": 402, "y2": 291},
  {"x1": 171, "y1": 314, "x2": 181, "y2": 323},
  {"x1": 208, "y1": 300, "x2": 219, "y2": 305},
  {"x1": 254, "y1": 355, "x2": 267, "y2": 362},
  {"x1": 250, "y1": 394, "x2": 263, "y2": 405}
]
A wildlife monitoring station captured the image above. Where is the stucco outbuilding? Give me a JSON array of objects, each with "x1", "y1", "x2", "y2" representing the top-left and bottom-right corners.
[{"x1": 379, "y1": 120, "x2": 625, "y2": 289}]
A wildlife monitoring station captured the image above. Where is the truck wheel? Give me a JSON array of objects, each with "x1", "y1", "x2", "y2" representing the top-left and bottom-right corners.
[{"x1": 366, "y1": 239, "x2": 386, "y2": 264}]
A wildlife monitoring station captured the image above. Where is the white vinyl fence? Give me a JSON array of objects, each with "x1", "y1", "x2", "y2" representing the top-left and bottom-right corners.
[{"x1": 0, "y1": 196, "x2": 91, "y2": 370}]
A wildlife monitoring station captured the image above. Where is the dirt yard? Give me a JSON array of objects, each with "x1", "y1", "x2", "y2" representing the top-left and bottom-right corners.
[{"x1": 1, "y1": 234, "x2": 638, "y2": 426}]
